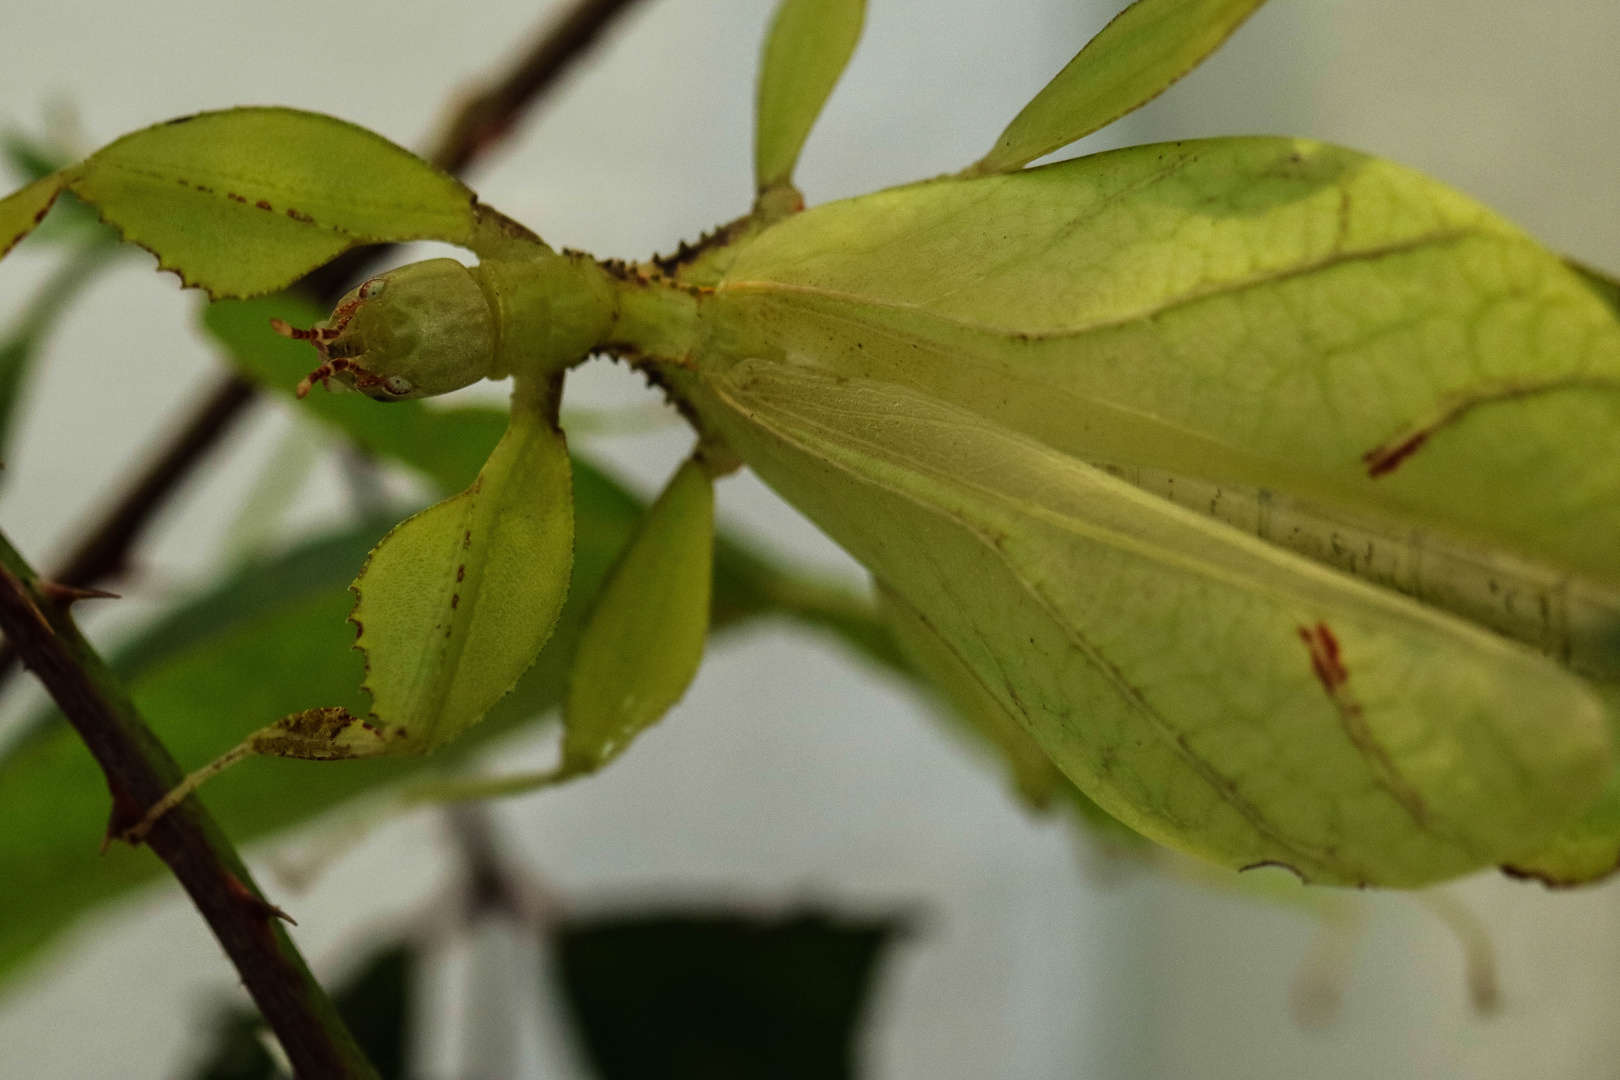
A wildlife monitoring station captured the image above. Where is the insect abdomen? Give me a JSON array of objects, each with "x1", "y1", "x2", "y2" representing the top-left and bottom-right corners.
[{"x1": 1101, "y1": 462, "x2": 1620, "y2": 684}]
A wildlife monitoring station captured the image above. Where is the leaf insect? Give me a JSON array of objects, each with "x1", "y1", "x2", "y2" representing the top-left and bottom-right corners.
[{"x1": 6, "y1": 0, "x2": 1620, "y2": 889}]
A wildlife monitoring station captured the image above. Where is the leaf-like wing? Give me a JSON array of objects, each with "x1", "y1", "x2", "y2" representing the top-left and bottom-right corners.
[
  {"x1": 754, "y1": 0, "x2": 866, "y2": 196},
  {"x1": 717, "y1": 136, "x2": 1620, "y2": 587},
  {"x1": 969, "y1": 0, "x2": 1266, "y2": 174},
  {"x1": 65, "y1": 108, "x2": 476, "y2": 297},
  {"x1": 681, "y1": 360, "x2": 1611, "y2": 887}
]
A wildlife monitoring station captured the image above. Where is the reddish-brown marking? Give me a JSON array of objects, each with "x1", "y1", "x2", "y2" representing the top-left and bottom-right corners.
[
  {"x1": 450, "y1": 594, "x2": 460, "y2": 609},
  {"x1": 226, "y1": 192, "x2": 247, "y2": 203},
  {"x1": 455, "y1": 565, "x2": 465, "y2": 582},
  {"x1": 1298, "y1": 621, "x2": 1433, "y2": 825},
  {"x1": 1297, "y1": 622, "x2": 1349, "y2": 693},
  {"x1": 39, "y1": 581, "x2": 119, "y2": 606},
  {"x1": 462, "y1": 530, "x2": 472, "y2": 549},
  {"x1": 326, "y1": 294, "x2": 366, "y2": 333},
  {"x1": 254, "y1": 199, "x2": 273, "y2": 211},
  {"x1": 1362, "y1": 431, "x2": 1430, "y2": 478},
  {"x1": 285, "y1": 207, "x2": 313, "y2": 223},
  {"x1": 32, "y1": 204, "x2": 50, "y2": 224}
]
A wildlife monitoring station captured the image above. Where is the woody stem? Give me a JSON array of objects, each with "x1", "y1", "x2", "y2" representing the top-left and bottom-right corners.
[{"x1": 0, "y1": 529, "x2": 380, "y2": 1079}]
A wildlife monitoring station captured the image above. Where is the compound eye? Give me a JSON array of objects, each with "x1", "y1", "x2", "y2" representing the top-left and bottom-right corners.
[
  {"x1": 381, "y1": 375, "x2": 414, "y2": 397},
  {"x1": 357, "y1": 277, "x2": 386, "y2": 300}
]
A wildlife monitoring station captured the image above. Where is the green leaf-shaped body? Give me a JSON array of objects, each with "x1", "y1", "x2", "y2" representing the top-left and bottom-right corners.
[
  {"x1": 754, "y1": 0, "x2": 866, "y2": 195},
  {"x1": 971, "y1": 0, "x2": 1268, "y2": 174},
  {"x1": 713, "y1": 137, "x2": 1620, "y2": 588},
  {"x1": 677, "y1": 360, "x2": 1610, "y2": 887},
  {"x1": 563, "y1": 457, "x2": 715, "y2": 774}
]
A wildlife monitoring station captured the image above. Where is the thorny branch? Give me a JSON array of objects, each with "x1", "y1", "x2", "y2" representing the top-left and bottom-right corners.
[
  {"x1": 0, "y1": 0, "x2": 653, "y2": 685},
  {"x1": 0, "y1": 532, "x2": 380, "y2": 1080}
]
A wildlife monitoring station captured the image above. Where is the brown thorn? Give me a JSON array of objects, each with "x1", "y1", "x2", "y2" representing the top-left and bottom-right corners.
[
  {"x1": 39, "y1": 581, "x2": 120, "y2": 606},
  {"x1": 225, "y1": 871, "x2": 298, "y2": 925}
]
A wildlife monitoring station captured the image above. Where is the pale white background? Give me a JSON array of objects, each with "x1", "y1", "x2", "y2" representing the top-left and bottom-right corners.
[{"x1": 0, "y1": 2, "x2": 1617, "y2": 1078}]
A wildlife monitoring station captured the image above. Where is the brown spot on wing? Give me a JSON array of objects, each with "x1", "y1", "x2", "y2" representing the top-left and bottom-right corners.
[
  {"x1": 1362, "y1": 431, "x2": 1429, "y2": 478},
  {"x1": 1363, "y1": 376, "x2": 1620, "y2": 479},
  {"x1": 1297, "y1": 622, "x2": 1431, "y2": 827},
  {"x1": 1298, "y1": 622, "x2": 1349, "y2": 692}
]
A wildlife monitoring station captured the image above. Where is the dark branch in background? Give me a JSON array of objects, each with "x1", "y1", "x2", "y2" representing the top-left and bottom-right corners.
[
  {"x1": 0, "y1": 0, "x2": 651, "y2": 686},
  {"x1": 429, "y1": 0, "x2": 646, "y2": 176},
  {"x1": 0, "y1": 533, "x2": 379, "y2": 1080},
  {"x1": 445, "y1": 803, "x2": 564, "y2": 925}
]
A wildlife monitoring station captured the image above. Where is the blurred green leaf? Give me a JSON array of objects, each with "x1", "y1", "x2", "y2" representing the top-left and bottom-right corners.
[
  {"x1": 3, "y1": 131, "x2": 72, "y2": 184},
  {"x1": 554, "y1": 912, "x2": 899, "y2": 1080},
  {"x1": 563, "y1": 458, "x2": 713, "y2": 776},
  {"x1": 222, "y1": 414, "x2": 331, "y2": 564},
  {"x1": 969, "y1": 0, "x2": 1266, "y2": 175},
  {"x1": 754, "y1": 0, "x2": 866, "y2": 195}
]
